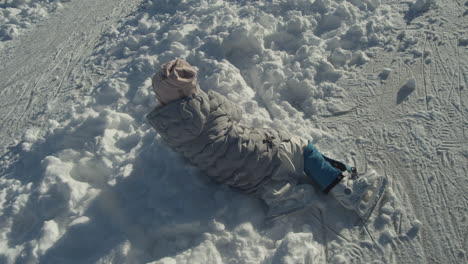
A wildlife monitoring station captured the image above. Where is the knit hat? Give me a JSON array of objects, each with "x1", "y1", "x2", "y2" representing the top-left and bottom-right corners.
[{"x1": 152, "y1": 59, "x2": 199, "y2": 105}]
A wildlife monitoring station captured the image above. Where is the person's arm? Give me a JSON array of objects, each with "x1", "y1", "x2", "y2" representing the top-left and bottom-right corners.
[
  {"x1": 146, "y1": 91, "x2": 211, "y2": 148},
  {"x1": 206, "y1": 90, "x2": 243, "y2": 123}
]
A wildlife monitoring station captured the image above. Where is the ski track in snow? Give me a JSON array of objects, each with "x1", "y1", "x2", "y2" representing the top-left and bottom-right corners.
[
  {"x1": 0, "y1": 0, "x2": 467, "y2": 263},
  {"x1": 0, "y1": 0, "x2": 136, "y2": 149}
]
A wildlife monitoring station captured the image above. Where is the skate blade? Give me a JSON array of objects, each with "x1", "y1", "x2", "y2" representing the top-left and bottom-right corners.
[
  {"x1": 356, "y1": 174, "x2": 388, "y2": 224},
  {"x1": 265, "y1": 204, "x2": 308, "y2": 222}
]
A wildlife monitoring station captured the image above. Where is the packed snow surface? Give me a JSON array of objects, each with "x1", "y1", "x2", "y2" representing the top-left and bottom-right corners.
[
  {"x1": 0, "y1": 0, "x2": 71, "y2": 42},
  {"x1": 0, "y1": 0, "x2": 467, "y2": 263}
]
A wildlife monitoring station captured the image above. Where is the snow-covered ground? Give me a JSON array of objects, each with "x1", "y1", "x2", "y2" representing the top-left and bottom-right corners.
[
  {"x1": 0, "y1": 0, "x2": 71, "y2": 42},
  {"x1": 0, "y1": 0, "x2": 466, "y2": 263}
]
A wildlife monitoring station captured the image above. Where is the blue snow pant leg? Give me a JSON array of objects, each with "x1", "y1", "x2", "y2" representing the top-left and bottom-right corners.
[{"x1": 303, "y1": 141, "x2": 347, "y2": 193}]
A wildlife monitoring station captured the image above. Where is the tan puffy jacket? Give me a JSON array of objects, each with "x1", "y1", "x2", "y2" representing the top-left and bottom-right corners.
[{"x1": 147, "y1": 89, "x2": 306, "y2": 194}]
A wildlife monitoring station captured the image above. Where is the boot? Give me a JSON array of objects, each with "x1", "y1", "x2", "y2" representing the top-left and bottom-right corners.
[{"x1": 330, "y1": 168, "x2": 386, "y2": 219}]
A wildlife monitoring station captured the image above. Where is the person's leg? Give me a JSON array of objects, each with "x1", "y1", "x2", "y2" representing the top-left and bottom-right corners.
[
  {"x1": 257, "y1": 137, "x2": 319, "y2": 219},
  {"x1": 256, "y1": 179, "x2": 319, "y2": 219},
  {"x1": 303, "y1": 140, "x2": 349, "y2": 193},
  {"x1": 302, "y1": 141, "x2": 387, "y2": 219},
  {"x1": 270, "y1": 136, "x2": 308, "y2": 182},
  {"x1": 322, "y1": 155, "x2": 353, "y2": 174}
]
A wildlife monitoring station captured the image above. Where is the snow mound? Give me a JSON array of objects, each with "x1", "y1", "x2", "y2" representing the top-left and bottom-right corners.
[
  {"x1": 100, "y1": 0, "x2": 401, "y2": 118},
  {"x1": 410, "y1": 0, "x2": 436, "y2": 14}
]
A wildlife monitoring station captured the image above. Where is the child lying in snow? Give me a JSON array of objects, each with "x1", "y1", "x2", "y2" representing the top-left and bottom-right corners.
[{"x1": 147, "y1": 59, "x2": 383, "y2": 219}]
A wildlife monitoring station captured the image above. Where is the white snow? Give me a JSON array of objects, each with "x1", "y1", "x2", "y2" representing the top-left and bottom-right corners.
[
  {"x1": 0, "y1": 0, "x2": 69, "y2": 42},
  {"x1": 0, "y1": 0, "x2": 467, "y2": 263}
]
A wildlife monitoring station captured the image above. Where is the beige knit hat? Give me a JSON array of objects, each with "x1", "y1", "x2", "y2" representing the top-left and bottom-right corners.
[{"x1": 152, "y1": 59, "x2": 199, "y2": 105}]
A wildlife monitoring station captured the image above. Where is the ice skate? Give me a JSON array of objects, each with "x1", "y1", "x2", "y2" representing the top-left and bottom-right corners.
[{"x1": 330, "y1": 167, "x2": 387, "y2": 221}]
